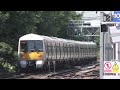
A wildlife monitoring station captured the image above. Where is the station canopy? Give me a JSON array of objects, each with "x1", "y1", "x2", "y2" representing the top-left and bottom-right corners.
[{"x1": 109, "y1": 25, "x2": 120, "y2": 43}]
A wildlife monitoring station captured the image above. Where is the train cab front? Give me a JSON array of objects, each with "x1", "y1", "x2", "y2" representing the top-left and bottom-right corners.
[{"x1": 18, "y1": 40, "x2": 44, "y2": 69}]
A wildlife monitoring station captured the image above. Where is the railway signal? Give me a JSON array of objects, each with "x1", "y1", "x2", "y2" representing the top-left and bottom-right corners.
[{"x1": 101, "y1": 24, "x2": 108, "y2": 32}]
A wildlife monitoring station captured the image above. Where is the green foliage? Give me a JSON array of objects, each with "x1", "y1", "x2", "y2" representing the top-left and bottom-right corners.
[
  {"x1": 36, "y1": 11, "x2": 81, "y2": 38},
  {"x1": 0, "y1": 11, "x2": 82, "y2": 72},
  {"x1": 0, "y1": 42, "x2": 17, "y2": 72},
  {"x1": 0, "y1": 42, "x2": 13, "y2": 58}
]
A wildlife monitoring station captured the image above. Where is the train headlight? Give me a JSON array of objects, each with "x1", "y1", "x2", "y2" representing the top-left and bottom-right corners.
[
  {"x1": 36, "y1": 61, "x2": 43, "y2": 68},
  {"x1": 36, "y1": 61, "x2": 43, "y2": 65}
]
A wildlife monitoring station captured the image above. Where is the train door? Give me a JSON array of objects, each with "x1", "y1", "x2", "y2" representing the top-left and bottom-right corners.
[
  {"x1": 75, "y1": 44, "x2": 77, "y2": 59},
  {"x1": 75, "y1": 44, "x2": 78, "y2": 59},
  {"x1": 66, "y1": 43, "x2": 68, "y2": 60},
  {"x1": 64, "y1": 43, "x2": 66, "y2": 60},
  {"x1": 80, "y1": 44, "x2": 82, "y2": 59},
  {"x1": 84, "y1": 44, "x2": 86, "y2": 57},
  {"x1": 55, "y1": 42, "x2": 57, "y2": 60},
  {"x1": 86, "y1": 44, "x2": 88, "y2": 57},
  {"x1": 82, "y1": 44, "x2": 84, "y2": 58},
  {"x1": 44, "y1": 40, "x2": 48, "y2": 60},
  {"x1": 52, "y1": 41, "x2": 56, "y2": 60},
  {"x1": 58, "y1": 43, "x2": 60, "y2": 60},
  {"x1": 72, "y1": 44, "x2": 74, "y2": 60},
  {"x1": 69, "y1": 44, "x2": 71, "y2": 60},
  {"x1": 59, "y1": 43, "x2": 61, "y2": 60},
  {"x1": 78, "y1": 44, "x2": 80, "y2": 59}
]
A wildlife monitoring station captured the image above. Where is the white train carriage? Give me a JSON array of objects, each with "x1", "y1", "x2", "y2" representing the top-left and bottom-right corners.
[{"x1": 18, "y1": 33, "x2": 97, "y2": 69}]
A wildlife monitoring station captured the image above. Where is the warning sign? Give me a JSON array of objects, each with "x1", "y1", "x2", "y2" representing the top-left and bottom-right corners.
[
  {"x1": 104, "y1": 60, "x2": 120, "y2": 73},
  {"x1": 112, "y1": 62, "x2": 120, "y2": 73},
  {"x1": 103, "y1": 60, "x2": 120, "y2": 79},
  {"x1": 104, "y1": 61, "x2": 112, "y2": 73}
]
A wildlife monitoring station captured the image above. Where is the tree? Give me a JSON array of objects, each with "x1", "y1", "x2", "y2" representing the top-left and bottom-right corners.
[
  {"x1": 36, "y1": 11, "x2": 82, "y2": 38},
  {"x1": 0, "y1": 11, "x2": 82, "y2": 72}
]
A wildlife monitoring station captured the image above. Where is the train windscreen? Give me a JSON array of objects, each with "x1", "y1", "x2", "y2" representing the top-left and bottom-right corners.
[{"x1": 20, "y1": 40, "x2": 43, "y2": 52}]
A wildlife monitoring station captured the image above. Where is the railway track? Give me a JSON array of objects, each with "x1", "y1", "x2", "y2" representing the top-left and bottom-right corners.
[
  {"x1": 0, "y1": 72, "x2": 34, "y2": 79},
  {"x1": 47, "y1": 61, "x2": 99, "y2": 79},
  {"x1": 0, "y1": 61, "x2": 99, "y2": 79}
]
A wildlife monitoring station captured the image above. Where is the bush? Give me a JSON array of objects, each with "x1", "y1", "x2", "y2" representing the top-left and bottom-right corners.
[{"x1": 0, "y1": 42, "x2": 18, "y2": 72}]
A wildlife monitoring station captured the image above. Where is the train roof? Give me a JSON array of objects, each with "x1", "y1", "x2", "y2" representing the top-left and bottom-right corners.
[
  {"x1": 19, "y1": 33, "x2": 44, "y2": 40},
  {"x1": 19, "y1": 33, "x2": 96, "y2": 45}
]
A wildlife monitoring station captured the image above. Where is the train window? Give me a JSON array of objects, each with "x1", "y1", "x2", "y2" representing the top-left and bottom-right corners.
[
  {"x1": 63, "y1": 45, "x2": 65, "y2": 54},
  {"x1": 35, "y1": 40, "x2": 43, "y2": 52},
  {"x1": 71, "y1": 45, "x2": 73, "y2": 57},
  {"x1": 63, "y1": 43, "x2": 64, "y2": 55},
  {"x1": 57, "y1": 46, "x2": 59, "y2": 54},
  {"x1": 27, "y1": 41, "x2": 35, "y2": 52},
  {"x1": 48, "y1": 46, "x2": 51, "y2": 52},
  {"x1": 55, "y1": 43, "x2": 57, "y2": 57},
  {"x1": 46, "y1": 42, "x2": 48, "y2": 55},
  {"x1": 70, "y1": 45, "x2": 72, "y2": 55},
  {"x1": 50, "y1": 46, "x2": 53, "y2": 56},
  {"x1": 86, "y1": 45, "x2": 88, "y2": 56},
  {"x1": 84, "y1": 45, "x2": 86, "y2": 56},
  {"x1": 64, "y1": 46, "x2": 66, "y2": 54},
  {"x1": 66, "y1": 45, "x2": 68, "y2": 55},
  {"x1": 59, "y1": 44, "x2": 62, "y2": 58},
  {"x1": 81, "y1": 45, "x2": 83, "y2": 57},
  {"x1": 20, "y1": 41, "x2": 28, "y2": 52},
  {"x1": 48, "y1": 43, "x2": 51, "y2": 55},
  {"x1": 62, "y1": 44, "x2": 64, "y2": 57},
  {"x1": 75, "y1": 45, "x2": 77, "y2": 56},
  {"x1": 72, "y1": 45, "x2": 74, "y2": 56},
  {"x1": 89, "y1": 47, "x2": 91, "y2": 55},
  {"x1": 65, "y1": 46, "x2": 67, "y2": 56},
  {"x1": 69, "y1": 44, "x2": 71, "y2": 56},
  {"x1": 20, "y1": 40, "x2": 43, "y2": 52},
  {"x1": 82, "y1": 45, "x2": 84, "y2": 57},
  {"x1": 88, "y1": 47, "x2": 89, "y2": 55},
  {"x1": 77, "y1": 45, "x2": 78, "y2": 54},
  {"x1": 76, "y1": 45, "x2": 79, "y2": 57},
  {"x1": 78, "y1": 45, "x2": 80, "y2": 57},
  {"x1": 79, "y1": 45, "x2": 80, "y2": 56}
]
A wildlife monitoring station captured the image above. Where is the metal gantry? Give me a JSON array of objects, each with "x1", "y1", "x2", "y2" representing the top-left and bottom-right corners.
[
  {"x1": 68, "y1": 11, "x2": 114, "y2": 40},
  {"x1": 68, "y1": 20, "x2": 100, "y2": 38}
]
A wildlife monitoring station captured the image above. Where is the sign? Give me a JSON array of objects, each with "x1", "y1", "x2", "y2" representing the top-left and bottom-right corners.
[
  {"x1": 104, "y1": 61, "x2": 120, "y2": 73},
  {"x1": 112, "y1": 62, "x2": 119, "y2": 73},
  {"x1": 103, "y1": 60, "x2": 120, "y2": 79},
  {"x1": 104, "y1": 61, "x2": 112, "y2": 72},
  {"x1": 113, "y1": 11, "x2": 120, "y2": 22}
]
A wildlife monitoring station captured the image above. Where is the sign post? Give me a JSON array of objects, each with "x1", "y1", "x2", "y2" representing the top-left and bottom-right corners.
[
  {"x1": 100, "y1": 12, "x2": 105, "y2": 79},
  {"x1": 102, "y1": 11, "x2": 120, "y2": 79}
]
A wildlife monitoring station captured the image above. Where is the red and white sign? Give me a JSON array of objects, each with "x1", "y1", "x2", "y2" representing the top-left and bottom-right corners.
[
  {"x1": 104, "y1": 61, "x2": 112, "y2": 73},
  {"x1": 103, "y1": 60, "x2": 120, "y2": 79}
]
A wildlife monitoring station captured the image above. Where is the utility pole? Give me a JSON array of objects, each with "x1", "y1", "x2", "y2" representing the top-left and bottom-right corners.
[
  {"x1": 100, "y1": 11, "x2": 104, "y2": 79},
  {"x1": 100, "y1": 11, "x2": 114, "y2": 79}
]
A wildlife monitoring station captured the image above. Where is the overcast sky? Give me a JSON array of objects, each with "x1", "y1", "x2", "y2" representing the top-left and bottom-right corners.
[{"x1": 76, "y1": 11, "x2": 112, "y2": 18}]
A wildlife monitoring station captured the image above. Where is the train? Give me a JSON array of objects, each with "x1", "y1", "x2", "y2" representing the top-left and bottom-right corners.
[{"x1": 18, "y1": 33, "x2": 97, "y2": 71}]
